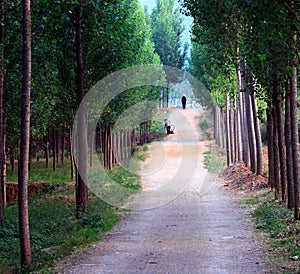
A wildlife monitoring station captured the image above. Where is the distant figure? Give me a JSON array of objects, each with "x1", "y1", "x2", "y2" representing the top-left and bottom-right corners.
[{"x1": 181, "y1": 95, "x2": 187, "y2": 109}]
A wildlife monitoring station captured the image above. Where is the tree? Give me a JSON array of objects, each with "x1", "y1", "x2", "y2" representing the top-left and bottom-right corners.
[
  {"x1": 0, "y1": 0, "x2": 5, "y2": 225},
  {"x1": 151, "y1": 0, "x2": 187, "y2": 107},
  {"x1": 75, "y1": 0, "x2": 88, "y2": 218},
  {"x1": 183, "y1": 0, "x2": 300, "y2": 217},
  {"x1": 18, "y1": 0, "x2": 31, "y2": 267}
]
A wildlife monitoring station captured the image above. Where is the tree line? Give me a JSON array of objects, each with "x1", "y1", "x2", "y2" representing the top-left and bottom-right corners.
[
  {"x1": 182, "y1": 0, "x2": 299, "y2": 218},
  {"x1": 0, "y1": 0, "x2": 187, "y2": 268}
]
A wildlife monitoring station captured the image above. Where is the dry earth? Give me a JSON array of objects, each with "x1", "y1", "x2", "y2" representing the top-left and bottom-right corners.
[{"x1": 56, "y1": 108, "x2": 278, "y2": 274}]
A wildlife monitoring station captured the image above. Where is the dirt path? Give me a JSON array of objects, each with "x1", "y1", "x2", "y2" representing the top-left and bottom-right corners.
[{"x1": 57, "y1": 108, "x2": 271, "y2": 273}]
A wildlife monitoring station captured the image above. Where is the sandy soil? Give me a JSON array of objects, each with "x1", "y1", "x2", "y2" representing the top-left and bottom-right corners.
[{"x1": 56, "y1": 108, "x2": 276, "y2": 274}]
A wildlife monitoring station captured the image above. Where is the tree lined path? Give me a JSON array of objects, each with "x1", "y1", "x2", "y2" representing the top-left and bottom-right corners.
[{"x1": 58, "y1": 108, "x2": 271, "y2": 273}]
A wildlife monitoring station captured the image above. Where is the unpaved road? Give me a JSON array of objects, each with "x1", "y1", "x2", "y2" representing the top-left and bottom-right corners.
[{"x1": 57, "y1": 108, "x2": 271, "y2": 274}]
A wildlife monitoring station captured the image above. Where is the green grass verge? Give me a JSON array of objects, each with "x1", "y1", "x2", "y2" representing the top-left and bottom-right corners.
[
  {"x1": 245, "y1": 192, "x2": 300, "y2": 269},
  {"x1": 6, "y1": 160, "x2": 73, "y2": 184},
  {"x1": 203, "y1": 143, "x2": 226, "y2": 173},
  {"x1": 0, "y1": 146, "x2": 147, "y2": 273},
  {"x1": 0, "y1": 194, "x2": 119, "y2": 273}
]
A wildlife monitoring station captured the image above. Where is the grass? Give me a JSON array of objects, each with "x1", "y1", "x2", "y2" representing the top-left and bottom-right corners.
[
  {"x1": 6, "y1": 160, "x2": 73, "y2": 184},
  {"x1": 199, "y1": 112, "x2": 214, "y2": 140},
  {"x1": 245, "y1": 192, "x2": 300, "y2": 270},
  {"x1": 0, "y1": 195, "x2": 119, "y2": 273},
  {"x1": 0, "y1": 146, "x2": 148, "y2": 273},
  {"x1": 203, "y1": 143, "x2": 226, "y2": 173}
]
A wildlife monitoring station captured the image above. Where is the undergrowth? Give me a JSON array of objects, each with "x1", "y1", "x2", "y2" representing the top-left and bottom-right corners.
[
  {"x1": 203, "y1": 143, "x2": 226, "y2": 173},
  {"x1": 245, "y1": 193, "x2": 300, "y2": 271},
  {"x1": 0, "y1": 145, "x2": 147, "y2": 273}
]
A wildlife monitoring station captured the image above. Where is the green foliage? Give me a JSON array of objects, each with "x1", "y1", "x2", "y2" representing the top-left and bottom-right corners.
[
  {"x1": 110, "y1": 166, "x2": 141, "y2": 191},
  {"x1": 3, "y1": 0, "x2": 162, "y2": 164},
  {"x1": 1, "y1": 146, "x2": 149, "y2": 272},
  {"x1": 183, "y1": 0, "x2": 300, "y2": 112},
  {"x1": 250, "y1": 193, "x2": 300, "y2": 259},
  {"x1": 203, "y1": 144, "x2": 226, "y2": 173},
  {"x1": 151, "y1": 0, "x2": 187, "y2": 69},
  {"x1": 0, "y1": 185, "x2": 122, "y2": 272},
  {"x1": 6, "y1": 160, "x2": 73, "y2": 184}
]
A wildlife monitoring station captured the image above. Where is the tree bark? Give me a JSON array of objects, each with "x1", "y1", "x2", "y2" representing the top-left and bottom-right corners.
[
  {"x1": 272, "y1": 97, "x2": 281, "y2": 201},
  {"x1": 68, "y1": 126, "x2": 74, "y2": 182},
  {"x1": 52, "y1": 129, "x2": 56, "y2": 171},
  {"x1": 245, "y1": 91, "x2": 257, "y2": 173},
  {"x1": 274, "y1": 83, "x2": 287, "y2": 202},
  {"x1": 75, "y1": 0, "x2": 88, "y2": 218},
  {"x1": 61, "y1": 128, "x2": 65, "y2": 169},
  {"x1": 267, "y1": 110, "x2": 275, "y2": 189},
  {"x1": 290, "y1": 61, "x2": 299, "y2": 219},
  {"x1": 251, "y1": 93, "x2": 264, "y2": 175},
  {"x1": 285, "y1": 78, "x2": 294, "y2": 209},
  {"x1": 235, "y1": 57, "x2": 243, "y2": 162},
  {"x1": 0, "y1": 0, "x2": 5, "y2": 226},
  {"x1": 18, "y1": 0, "x2": 31, "y2": 267},
  {"x1": 44, "y1": 132, "x2": 49, "y2": 168},
  {"x1": 225, "y1": 93, "x2": 232, "y2": 166}
]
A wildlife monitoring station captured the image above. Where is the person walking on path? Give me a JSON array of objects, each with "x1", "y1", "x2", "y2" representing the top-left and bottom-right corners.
[{"x1": 181, "y1": 95, "x2": 187, "y2": 109}]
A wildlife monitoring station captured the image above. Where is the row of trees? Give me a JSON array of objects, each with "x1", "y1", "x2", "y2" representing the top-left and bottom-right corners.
[
  {"x1": 149, "y1": 0, "x2": 187, "y2": 107},
  {"x1": 183, "y1": 0, "x2": 299, "y2": 218},
  {"x1": 0, "y1": 0, "x2": 189, "y2": 268}
]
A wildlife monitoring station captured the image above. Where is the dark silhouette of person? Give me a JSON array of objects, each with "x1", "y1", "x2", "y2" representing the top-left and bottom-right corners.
[{"x1": 181, "y1": 95, "x2": 187, "y2": 109}]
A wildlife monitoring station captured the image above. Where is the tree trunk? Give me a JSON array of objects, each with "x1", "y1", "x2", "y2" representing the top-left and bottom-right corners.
[
  {"x1": 56, "y1": 130, "x2": 59, "y2": 164},
  {"x1": 75, "y1": 0, "x2": 88, "y2": 218},
  {"x1": 267, "y1": 110, "x2": 275, "y2": 189},
  {"x1": 272, "y1": 100, "x2": 281, "y2": 201},
  {"x1": 44, "y1": 132, "x2": 49, "y2": 168},
  {"x1": 230, "y1": 108, "x2": 235, "y2": 163},
  {"x1": 68, "y1": 126, "x2": 74, "y2": 182},
  {"x1": 89, "y1": 130, "x2": 93, "y2": 167},
  {"x1": 0, "y1": 0, "x2": 5, "y2": 225},
  {"x1": 52, "y1": 129, "x2": 56, "y2": 171},
  {"x1": 245, "y1": 91, "x2": 257, "y2": 173},
  {"x1": 285, "y1": 78, "x2": 294, "y2": 209},
  {"x1": 18, "y1": 0, "x2": 31, "y2": 267},
  {"x1": 240, "y1": 68, "x2": 250, "y2": 168},
  {"x1": 103, "y1": 125, "x2": 113, "y2": 170},
  {"x1": 61, "y1": 128, "x2": 65, "y2": 169},
  {"x1": 251, "y1": 93, "x2": 264, "y2": 175},
  {"x1": 225, "y1": 93, "x2": 232, "y2": 166},
  {"x1": 235, "y1": 57, "x2": 243, "y2": 163},
  {"x1": 2, "y1": 132, "x2": 6, "y2": 207},
  {"x1": 274, "y1": 82, "x2": 287, "y2": 202},
  {"x1": 290, "y1": 60, "x2": 299, "y2": 219}
]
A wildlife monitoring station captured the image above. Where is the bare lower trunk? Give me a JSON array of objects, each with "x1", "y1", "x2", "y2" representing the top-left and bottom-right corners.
[
  {"x1": 225, "y1": 93, "x2": 232, "y2": 166},
  {"x1": 290, "y1": 61, "x2": 299, "y2": 219},
  {"x1": 45, "y1": 132, "x2": 49, "y2": 168},
  {"x1": 275, "y1": 84, "x2": 287, "y2": 202},
  {"x1": 61, "y1": 129, "x2": 65, "y2": 169},
  {"x1": 267, "y1": 110, "x2": 275, "y2": 189},
  {"x1": 251, "y1": 93, "x2": 263, "y2": 175},
  {"x1": 272, "y1": 100, "x2": 281, "y2": 201},
  {"x1": 68, "y1": 126, "x2": 74, "y2": 182},
  {"x1": 19, "y1": 0, "x2": 32, "y2": 266},
  {"x1": 245, "y1": 91, "x2": 257, "y2": 173},
  {"x1": 285, "y1": 78, "x2": 294, "y2": 209},
  {"x1": 75, "y1": 0, "x2": 88, "y2": 218},
  {"x1": 0, "y1": 0, "x2": 4, "y2": 225},
  {"x1": 52, "y1": 129, "x2": 56, "y2": 171}
]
